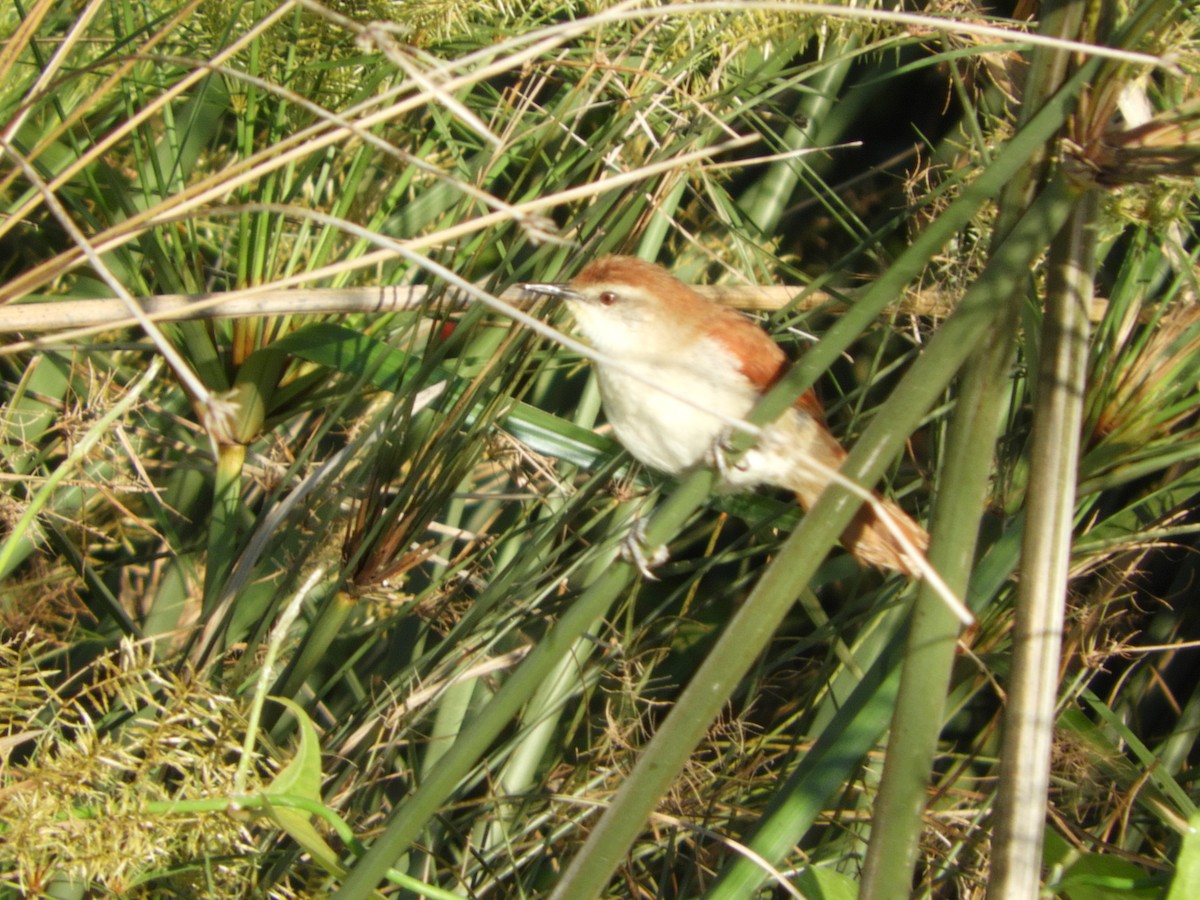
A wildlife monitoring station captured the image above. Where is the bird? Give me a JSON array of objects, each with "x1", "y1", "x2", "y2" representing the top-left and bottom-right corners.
[{"x1": 520, "y1": 254, "x2": 928, "y2": 575}]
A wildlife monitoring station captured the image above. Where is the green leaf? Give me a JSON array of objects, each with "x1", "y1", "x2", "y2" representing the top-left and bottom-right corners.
[
  {"x1": 794, "y1": 866, "x2": 860, "y2": 900},
  {"x1": 1166, "y1": 808, "x2": 1200, "y2": 900},
  {"x1": 1053, "y1": 855, "x2": 1163, "y2": 900},
  {"x1": 1046, "y1": 829, "x2": 1164, "y2": 900},
  {"x1": 264, "y1": 696, "x2": 342, "y2": 875}
]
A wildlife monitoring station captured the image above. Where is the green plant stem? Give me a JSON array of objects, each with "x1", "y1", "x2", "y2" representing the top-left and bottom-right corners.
[
  {"x1": 268, "y1": 589, "x2": 356, "y2": 715},
  {"x1": 480, "y1": 627, "x2": 602, "y2": 855},
  {"x1": 857, "y1": 233, "x2": 1027, "y2": 900},
  {"x1": 989, "y1": 189, "x2": 1099, "y2": 900},
  {"x1": 737, "y1": 34, "x2": 859, "y2": 234},
  {"x1": 206, "y1": 442, "x2": 246, "y2": 620}
]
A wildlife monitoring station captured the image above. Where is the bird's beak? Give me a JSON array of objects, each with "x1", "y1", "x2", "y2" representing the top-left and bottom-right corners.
[{"x1": 518, "y1": 281, "x2": 584, "y2": 302}]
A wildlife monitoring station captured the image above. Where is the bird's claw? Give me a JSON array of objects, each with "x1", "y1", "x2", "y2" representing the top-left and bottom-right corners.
[
  {"x1": 707, "y1": 428, "x2": 741, "y2": 480},
  {"x1": 621, "y1": 518, "x2": 669, "y2": 579},
  {"x1": 708, "y1": 428, "x2": 761, "y2": 490}
]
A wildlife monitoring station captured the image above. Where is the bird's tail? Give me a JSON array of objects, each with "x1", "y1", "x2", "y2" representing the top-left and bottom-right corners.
[
  {"x1": 794, "y1": 484, "x2": 928, "y2": 576},
  {"x1": 838, "y1": 494, "x2": 928, "y2": 576},
  {"x1": 751, "y1": 413, "x2": 929, "y2": 576}
]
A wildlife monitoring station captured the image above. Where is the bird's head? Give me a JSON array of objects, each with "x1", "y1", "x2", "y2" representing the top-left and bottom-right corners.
[{"x1": 520, "y1": 255, "x2": 712, "y2": 355}]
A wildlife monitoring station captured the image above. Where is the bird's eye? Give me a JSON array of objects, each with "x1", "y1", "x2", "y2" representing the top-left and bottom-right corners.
[{"x1": 598, "y1": 291, "x2": 618, "y2": 306}]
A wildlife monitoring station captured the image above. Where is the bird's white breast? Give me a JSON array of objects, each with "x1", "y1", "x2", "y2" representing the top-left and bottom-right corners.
[{"x1": 593, "y1": 337, "x2": 759, "y2": 475}]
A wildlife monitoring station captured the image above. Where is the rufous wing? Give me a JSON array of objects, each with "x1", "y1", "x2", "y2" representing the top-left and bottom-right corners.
[{"x1": 700, "y1": 307, "x2": 826, "y2": 423}]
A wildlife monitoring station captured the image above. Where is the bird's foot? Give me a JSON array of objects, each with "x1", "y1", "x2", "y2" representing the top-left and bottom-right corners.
[
  {"x1": 707, "y1": 428, "x2": 750, "y2": 480},
  {"x1": 709, "y1": 428, "x2": 765, "y2": 490},
  {"x1": 621, "y1": 517, "x2": 669, "y2": 579}
]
